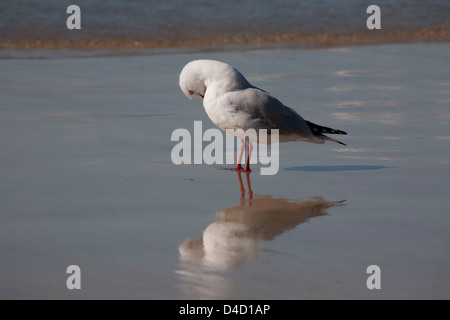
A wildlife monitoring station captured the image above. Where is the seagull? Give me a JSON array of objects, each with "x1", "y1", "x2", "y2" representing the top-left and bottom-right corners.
[{"x1": 179, "y1": 59, "x2": 347, "y2": 172}]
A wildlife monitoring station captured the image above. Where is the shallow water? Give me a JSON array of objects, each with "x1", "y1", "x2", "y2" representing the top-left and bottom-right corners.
[{"x1": 0, "y1": 43, "x2": 449, "y2": 299}]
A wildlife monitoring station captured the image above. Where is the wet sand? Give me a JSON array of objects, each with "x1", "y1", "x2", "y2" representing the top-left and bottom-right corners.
[{"x1": 0, "y1": 43, "x2": 449, "y2": 299}]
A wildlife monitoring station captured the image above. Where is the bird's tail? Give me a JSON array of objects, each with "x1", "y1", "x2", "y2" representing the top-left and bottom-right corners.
[{"x1": 306, "y1": 121, "x2": 347, "y2": 146}]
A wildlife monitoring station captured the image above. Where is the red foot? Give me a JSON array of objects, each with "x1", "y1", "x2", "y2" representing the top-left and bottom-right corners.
[{"x1": 235, "y1": 164, "x2": 243, "y2": 171}]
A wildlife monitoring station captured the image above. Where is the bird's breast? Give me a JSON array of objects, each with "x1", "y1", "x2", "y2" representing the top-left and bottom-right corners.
[{"x1": 203, "y1": 98, "x2": 238, "y2": 132}]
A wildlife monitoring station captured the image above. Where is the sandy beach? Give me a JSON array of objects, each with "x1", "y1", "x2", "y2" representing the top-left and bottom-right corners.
[{"x1": 0, "y1": 43, "x2": 449, "y2": 299}]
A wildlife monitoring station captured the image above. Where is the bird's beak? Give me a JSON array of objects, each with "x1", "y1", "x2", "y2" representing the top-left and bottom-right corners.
[{"x1": 199, "y1": 93, "x2": 204, "y2": 99}]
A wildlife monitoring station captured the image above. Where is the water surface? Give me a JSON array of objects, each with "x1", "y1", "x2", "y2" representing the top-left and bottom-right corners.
[{"x1": 0, "y1": 43, "x2": 449, "y2": 299}]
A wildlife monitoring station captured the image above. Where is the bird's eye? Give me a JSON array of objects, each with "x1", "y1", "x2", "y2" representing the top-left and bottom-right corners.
[{"x1": 188, "y1": 90, "x2": 194, "y2": 95}]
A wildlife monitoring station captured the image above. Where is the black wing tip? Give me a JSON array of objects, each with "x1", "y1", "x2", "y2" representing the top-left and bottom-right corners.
[
  {"x1": 332, "y1": 129, "x2": 347, "y2": 135},
  {"x1": 306, "y1": 120, "x2": 347, "y2": 135},
  {"x1": 324, "y1": 127, "x2": 347, "y2": 135}
]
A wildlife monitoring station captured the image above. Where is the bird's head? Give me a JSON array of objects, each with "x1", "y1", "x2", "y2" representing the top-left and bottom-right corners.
[
  {"x1": 179, "y1": 60, "x2": 208, "y2": 100},
  {"x1": 179, "y1": 60, "x2": 251, "y2": 101}
]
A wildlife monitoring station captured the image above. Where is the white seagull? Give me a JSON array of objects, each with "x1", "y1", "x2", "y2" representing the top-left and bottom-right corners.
[{"x1": 179, "y1": 59, "x2": 347, "y2": 172}]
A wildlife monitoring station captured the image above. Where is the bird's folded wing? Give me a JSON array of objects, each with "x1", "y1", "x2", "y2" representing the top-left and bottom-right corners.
[{"x1": 221, "y1": 88, "x2": 313, "y2": 138}]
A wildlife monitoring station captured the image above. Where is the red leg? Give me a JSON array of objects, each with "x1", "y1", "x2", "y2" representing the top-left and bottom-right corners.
[
  {"x1": 236, "y1": 139, "x2": 245, "y2": 171},
  {"x1": 244, "y1": 142, "x2": 253, "y2": 172}
]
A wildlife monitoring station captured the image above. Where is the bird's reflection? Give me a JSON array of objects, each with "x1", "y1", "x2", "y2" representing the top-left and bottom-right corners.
[{"x1": 179, "y1": 171, "x2": 345, "y2": 271}]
